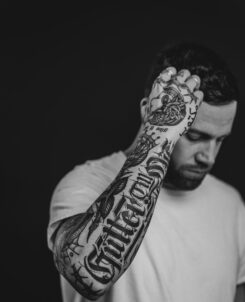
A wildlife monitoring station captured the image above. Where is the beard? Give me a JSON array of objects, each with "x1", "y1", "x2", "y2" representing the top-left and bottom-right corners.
[{"x1": 164, "y1": 161, "x2": 210, "y2": 191}]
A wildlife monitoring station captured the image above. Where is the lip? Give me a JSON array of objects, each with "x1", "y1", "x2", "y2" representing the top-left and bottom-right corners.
[
  {"x1": 187, "y1": 168, "x2": 209, "y2": 174},
  {"x1": 183, "y1": 169, "x2": 208, "y2": 178}
]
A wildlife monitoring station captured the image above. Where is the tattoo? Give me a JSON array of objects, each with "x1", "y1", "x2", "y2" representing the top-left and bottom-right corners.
[
  {"x1": 54, "y1": 214, "x2": 91, "y2": 274},
  {"x1": 54, "y1": 135, "x2": 173, "y2": 299},
  {"x1": 53, "y1": 71, "x2": 199, "y2": 299},
  {"x1": 179, "y1": 104, "x2": 199, "y2": 136},
  {"x1": 146, "y1": 77, "x2": 198, "y2": 137},
  {"x1": 148, "y1": 85, "x2": 186, "y2": 126},
  {"x1": 87, "y1": 176, "x2": 128, "y2": 241},
  {"x1": 121, "y1": 132, "x2": 158, "y2": 171}
]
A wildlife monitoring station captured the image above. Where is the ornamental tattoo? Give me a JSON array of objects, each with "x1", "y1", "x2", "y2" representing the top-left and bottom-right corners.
[
  {"x1": 145, "y1": 75, "x2": 199, "y2": 136},
  {"x1": 148, "y1": 86, "x2": 186, "y2": 126}
]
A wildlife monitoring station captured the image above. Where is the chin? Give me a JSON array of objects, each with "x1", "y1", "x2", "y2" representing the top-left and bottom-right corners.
[
  {"x1": 165, "y1": 170, "x2": 207, "y2": 191},
  {"x1": 174, "y1": 178, "x2": 204, "y2": 191}
]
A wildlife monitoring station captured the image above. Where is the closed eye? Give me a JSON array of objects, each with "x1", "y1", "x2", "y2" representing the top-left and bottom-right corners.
[
  {"x1": 186, "y1": 131, "x2": 203, "y2": 142},
  {"x1": 186, "y1": 131, "x2": 230, "y2": 144}
]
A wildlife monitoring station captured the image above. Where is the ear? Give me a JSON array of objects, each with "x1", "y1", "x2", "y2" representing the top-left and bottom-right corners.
[{"x1": 140, "y1": 97, "x2": 148, "y2": 122}]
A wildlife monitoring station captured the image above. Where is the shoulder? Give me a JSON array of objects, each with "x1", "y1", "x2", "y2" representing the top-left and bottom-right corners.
[
  {"x1": 56, "y1": 151, "x2": 126, "y2": 190},
  {"x1": 47, "y1": 151, "x2": 126, "y2": 250},
  {"x1": 50, "y1": 151, "x2": 126, "y2": 205},
  {"x1": 205, "y1": 173, "x2": 243, "y2": 203},
  {"x1": 74, "y1": 151, "x2": 126, "y2": 184},
  {"x1": 203, "y1": 174, "x2": 244, "y2": 215},
  {"x1": 84, "y1": 151, "x2": 126, "y2": 175}
]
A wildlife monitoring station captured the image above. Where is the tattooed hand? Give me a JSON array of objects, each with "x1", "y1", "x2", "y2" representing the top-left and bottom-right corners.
[
  {"x1": 53, "y1": 68, "x2": 203, "y2": 300},
  {"x1": 142, "y1": 67, "x2": 203, "y2": 141}
]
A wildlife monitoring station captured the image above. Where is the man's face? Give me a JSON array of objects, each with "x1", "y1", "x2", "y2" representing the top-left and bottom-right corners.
[{"x1": 164, "y1": 101, "x2": 237, "y2": 190}]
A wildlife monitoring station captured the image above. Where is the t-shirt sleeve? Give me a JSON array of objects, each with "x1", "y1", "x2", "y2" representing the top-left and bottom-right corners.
[
  {"x1": 47, "y1": 161, "x2": 116, "y2": 251},
  {"x1": 237, "y1": 197, "x2": 245, "y2": 285}
]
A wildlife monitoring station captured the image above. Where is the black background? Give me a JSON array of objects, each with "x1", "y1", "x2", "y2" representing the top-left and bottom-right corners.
[{"x1": 1, "y1": 1, "x2": 245, "y2": 301}]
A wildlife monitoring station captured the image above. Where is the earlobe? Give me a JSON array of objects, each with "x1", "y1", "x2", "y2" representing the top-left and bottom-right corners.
[
  {"x1": 140, "y1": 98, "x2": 148, "y2": 121},
  {"x1": 140, "y1": 98, "x2": 148, "y2": 107}
]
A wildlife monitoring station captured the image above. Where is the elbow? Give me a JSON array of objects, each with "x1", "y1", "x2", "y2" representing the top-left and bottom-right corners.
[
  {"x1": 69, "y1": 273, "x2": 107, "y2": 301},
  {"x1": 56, "y1": 258, "x2": 110, "y2": 301}
]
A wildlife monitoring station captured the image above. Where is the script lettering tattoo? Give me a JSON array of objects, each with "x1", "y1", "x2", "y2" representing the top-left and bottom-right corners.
[
  {"x1": 54, "y1": 134, "x2": 174, "y2": 299},
  {"x1": 84, "y1": 139, "x2": 173, "y2": 284}
]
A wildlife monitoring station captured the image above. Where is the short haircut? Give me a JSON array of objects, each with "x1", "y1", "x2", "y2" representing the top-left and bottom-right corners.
[{"x1": 144, "y1": 42, "x2": 240, "y2": 105}]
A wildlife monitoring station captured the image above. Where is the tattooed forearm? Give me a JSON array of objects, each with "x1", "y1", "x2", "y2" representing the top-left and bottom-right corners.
[
  {"x1": 54, "y1": 131, "x2": 174, "y2": 300},
  {"x1": 53, "y1": 67, "x2": 202, "y2": 300}
]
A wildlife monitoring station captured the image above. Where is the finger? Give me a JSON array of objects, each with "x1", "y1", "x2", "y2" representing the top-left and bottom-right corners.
[
  {"x1": 159, "y1": 66, "x2": 177, "y2": 82},
  {"x1": 176, "y1": 69, "x2": 191, "y2": 83},
  {"x1": 185, "y1": 75, "x2": 201, "y2": 92},
  {"x1": 193, "y1": 90, "x2": 204, "y2": 107}
]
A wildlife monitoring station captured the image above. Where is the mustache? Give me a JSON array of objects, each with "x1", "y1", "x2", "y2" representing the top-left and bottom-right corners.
[{"x1": 181, "y1": 164, "x2": 212, "y2": 174}]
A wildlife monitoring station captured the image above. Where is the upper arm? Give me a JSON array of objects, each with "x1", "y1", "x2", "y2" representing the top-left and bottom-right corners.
[
  {"x1": 234, "y1": 284, "x2": 245, "y2": 302},
  {"x1": 237, "y1": 201, "x2": 245, "y2": 286},
  {"x1": 235, "y1": 198, "x2": 245, "y2": 301},
  {"x1": 47, "y1": 163, "x2": 114, "y2": 251}
]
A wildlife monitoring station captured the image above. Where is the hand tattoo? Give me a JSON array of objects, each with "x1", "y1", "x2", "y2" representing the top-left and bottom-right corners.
[{"x1": 53, "y1": 67, "x2": 202, "y2": 300}]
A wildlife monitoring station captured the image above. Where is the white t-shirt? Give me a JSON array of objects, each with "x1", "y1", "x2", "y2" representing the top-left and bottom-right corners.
[{"x1": 47, "y1": 151, "x2": 245, "y2": 302}]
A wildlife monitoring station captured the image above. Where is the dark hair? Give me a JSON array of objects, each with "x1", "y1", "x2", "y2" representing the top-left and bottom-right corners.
[{"x1": 144, "y1": 42, "x2": 240, "y2": 105}]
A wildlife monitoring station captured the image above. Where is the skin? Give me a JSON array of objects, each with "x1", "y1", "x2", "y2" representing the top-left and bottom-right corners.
[
  {"x1": 53, "y1": 67, "x2": 203, "y2": 300},
  {"x1": 53, "y1": 67, "x2": 244, "y2": 301},
  {"x1": 142, "y1": 95, "x2": 245, "y2": 301},
  {"x1": 125, "y1": 93, "x2": 245, "y2": 302},
  {"x1": 167, "y1": 101, "x2": 245, "y2": 301},
  {"x1": 164, "y1": 101, "x2": 237, "y2": 190}
]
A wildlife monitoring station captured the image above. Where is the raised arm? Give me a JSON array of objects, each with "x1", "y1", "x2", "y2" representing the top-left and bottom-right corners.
[{"x1": 53, "y1": 67, "x2": 203, "y2": 300}]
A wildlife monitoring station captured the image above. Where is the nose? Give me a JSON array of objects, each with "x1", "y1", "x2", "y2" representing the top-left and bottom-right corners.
[{"x1": 195, "y1": 140, "x2": 217, "y2": 167}]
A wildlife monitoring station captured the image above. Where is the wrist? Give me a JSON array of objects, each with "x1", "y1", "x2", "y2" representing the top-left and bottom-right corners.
[{"x1": 142, "y1": 123, "x2": 179, "y2": 145}]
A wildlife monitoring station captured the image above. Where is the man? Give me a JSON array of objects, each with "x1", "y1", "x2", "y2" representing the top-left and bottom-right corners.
[{"x1": 47, "y1": 42, "x2": 245, "y2": 302}]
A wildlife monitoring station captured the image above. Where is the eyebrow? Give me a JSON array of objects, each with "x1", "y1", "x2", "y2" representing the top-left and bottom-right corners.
[{"x1": 188, "y1": 128, "x2": 231, "y2": 140}]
